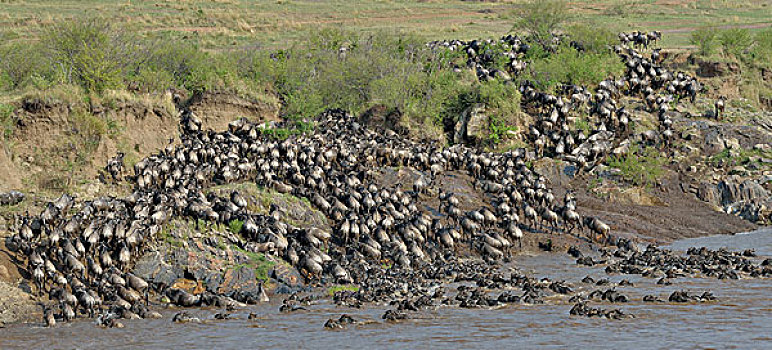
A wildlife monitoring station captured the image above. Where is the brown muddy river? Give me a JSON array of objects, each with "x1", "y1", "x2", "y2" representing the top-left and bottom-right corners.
[{"x1": 2, "y1": 228, "x2": 770, "y2": 349}]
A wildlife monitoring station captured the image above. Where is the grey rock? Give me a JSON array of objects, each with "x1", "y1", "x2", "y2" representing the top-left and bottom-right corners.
[
  {"x1": 454, "y1": 104, "x2": 488, "y2": 145},
  {"x1": 697, "y1": 182, "x2": 721, "y2": 206},
  {"x1": 718, "y1": 180, "x2": 769, "y2": 206},
  {"x1": 703, "y1": 130, "x2": 725, "y2": 155},
  {"x1": 724, "y1": 137, "x2": 740, "y2": 150}
]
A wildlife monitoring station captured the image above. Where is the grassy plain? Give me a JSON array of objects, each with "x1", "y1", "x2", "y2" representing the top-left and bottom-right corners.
[{"x1": 1, "y1": 0, "x2": 769, "y2": 50}]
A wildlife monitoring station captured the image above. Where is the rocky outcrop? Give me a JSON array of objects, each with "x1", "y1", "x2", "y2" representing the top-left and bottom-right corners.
[
  {"x1": 533, "y1": 158, "x2": 576, "y2": 187},
  {"x1": 697, "y1": 179, "x2": 771, "y2": 224},
  {"x1": 131, "y1": 185, "x2": 327, "y2": 300},
  {"x1": 454, "y1": 104, "x2": 488, "y2": 145},
  {"x1": 132, "y1": 220, "x2": 304, "y2": 302},
  {"x1": 207, "y1": 183, "x2": 330, "y2": 230},
  {"x1": 703, "y1": 130, "x2": 726, "y2": 155},
  {"x1": 694, "y1": 58, "x2": 741, "y2": 78},
  {"x1": 359, "y1": 104, "x2": 407, "y2": 135},
  {"x1": 717, "y1": 180, "x2": 768, "y2": 206},
  {"x1": 697, "y1": 182, "x2": 722, "y2": 206},
  {"x1": 725, "y1": 200, "x2": 771, "y2": 224}
]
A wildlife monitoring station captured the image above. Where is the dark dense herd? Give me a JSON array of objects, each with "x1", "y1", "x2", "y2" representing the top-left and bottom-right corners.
[
  {"x1": 432, "y1": 31, "x2": 705, "y2": 171},
  {"x1": 6, "y1": 105, "x2": 614, "y2": 327},
  {"x1": 2, "y1": 29, "x2": 767, "y2": 329}
]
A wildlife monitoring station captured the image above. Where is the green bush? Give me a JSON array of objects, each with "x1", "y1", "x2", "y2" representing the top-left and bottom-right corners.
[
  {"x1": 478, "y1": 80, "x2": 520, "y2": 117},
  {"x1": 718, "y1": 28, "x2": 753, "y2": 57},
  {"x1": 43, "y1": 20, "x2": 135, "y2": 93},
  {"x1": 261, "y1": 120, "x2": 315, "y2": 141},
  {"x1": 138, "y1": 41, "x2": 237, "y2": 94},
  {"x1": 131, "y1": 67, "x2": 175, "y2": 93},
  {"x1": 751, "y1": 28, "x2": 772, "y2": 68},
  {"x1": 70, "y1": 111, "x2": 107, "y2": 151},
  {"x1": 522, "y1": 46, "x2": 624, "y2": 92},
  {"x1": 690, "y1": 27, "x2": 719, "y2": 56},
  {"x1": 566, "y1": 24, "x2": 616, "y2": 54},
  {"x1": 480, "y1": 81, "x2": 521, "y2": 146},
  {"x1": 511, "y1": 0, "x2": 570, "y2": 50},
  {"x1": 250, "y1": 29, "x2": 461, "y2": 124},
  {"x1": 228, "y1": 219, "x2": 244, "y2": 235},
  {"x1": 574, "y1": 116, "x2": 591, "y2": 136},
  {"x1": 606, "y1": 145, "x2": 666, "y2": 187},
  {"x1": 0, "y1": 42, "x2": 45, "y2": 90}
]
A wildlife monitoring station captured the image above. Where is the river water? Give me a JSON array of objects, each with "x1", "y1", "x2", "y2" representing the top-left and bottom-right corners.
[{"x1": 2, "y1": 228, "x2": 770, "y2": 349}]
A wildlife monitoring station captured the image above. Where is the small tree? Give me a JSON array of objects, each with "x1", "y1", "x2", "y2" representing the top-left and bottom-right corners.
[
  {"x1": 511, "y1": 0, "x2": 570, "y2": 50},
  {"x1": 0, "y1": 42, "x2": 45, "y2": 89},
  {"x1": 43, "y1": 20, "x2": 136, "y2": 93},
  {"x1": 719, "y1": 28, "x2": 753, "y2": 58},
  {"x1": 690, "y1": 27, "x2": 718, "y2": 56},
  {"x1": 751, "y1": 28, "x2": 772, "y2": 67}
]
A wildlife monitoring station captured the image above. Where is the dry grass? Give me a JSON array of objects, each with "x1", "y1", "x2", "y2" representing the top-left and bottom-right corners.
[{"x1": 1, "y1": 1, "x2": 768, "y2": 51}]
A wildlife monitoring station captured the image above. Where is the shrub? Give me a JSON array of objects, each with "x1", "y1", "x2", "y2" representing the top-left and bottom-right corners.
[
  {"x1": 478, "y1": 80, "x2": 520, "y2": 117},
  {"x1": 254, "y1": 29, "x2": 454, "y2": 123},
  {"x1": 42, "y1": 20, "x2": 136, "y2": 93},
  {"x1": 479, "y1": 81, "x2": 521, "y2": 146},
  {"x1": 606, "y1": 145, "x2": 666, "y2": 187},
  {"x1": 522, "y1": 46, "x2": 624, "y2": 92},
  {"x1": 751, "y1": 28, "x2": 772, "y2": 68},
  {"x1": 690, "y1": 27, "x2": 718, "y2": 56},
  {"x1": 139, "y1": 41, "x2": 236, "y2": 94},
  {"x1": 131, "y1": 67, "x2": 176, "y2": 93},
  {"x1": 69, "y1": 111, "x2": 107, "y2": 155},
  {"x1": 228, "y1": 219, "x2": 244, "y2": 235},
  {"x1": 566, "y1": 24, "x2": 616, "y2": 54},
  {"x1": 261, "y1": 120, "x2": 315, "y2": 141},
  {"x1": 718, "y1": 28, "x2": 753, "y2": 57},
  {"x1": 0, "y1": 42, "x2": 45, "y2": 90},
  {"x1": 511, "y1": 0, "x2": 570, "y2": 50},
  {"x1": 574, "y1": 116, "x2": 591, "y2": 136}
]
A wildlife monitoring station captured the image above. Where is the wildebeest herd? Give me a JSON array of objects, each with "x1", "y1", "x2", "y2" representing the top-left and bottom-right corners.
[
  {"x1": 430, "y1": 30, "x2": 704, "y2": 170},
  {"x1": 7, "y1": 106, "x2": 612, "y2": 326},
  {"x1": 3, "y1": 30, "x2": 767, "y2": 328}
]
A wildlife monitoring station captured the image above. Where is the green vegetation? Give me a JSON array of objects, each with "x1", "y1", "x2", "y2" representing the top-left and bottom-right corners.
[
  {"x1": 1, "y1": 0, "x2": 769, "y2": 53},
  {"x1": 574, "y1": 117, "x2": 592, "y2": 137},
  {"x1": 234, "y1": 246, "x2": 275, "y2": 282},
  {"x1": 0, "y1": 103, "x2": 14, "y2": 142},
  {"x1": 718, "y1": 28, "x2": 754, "y2": 58},
  {"x1": 480, "y1": 82, "x2": 521, "y2": 146},
  {"x1": 159, "y1": 222, "x2": 185, "y2": 248},
  {"x1": 228, "y1": 219, "x2": 245, "y2": 236},
  {"x1": 511, "y1": 0, "x2": 569, "y2": 50},
  {"x1": 606, "y1": 145, "x2": 667, "y2": 188},
  {"x1": 0, "y1": 20, "x2": 258, "y2": 99},
  {"x1": 260, "y1": 120, "x2": 315, "y2": 141},
  {"x1": 691, "y1": 26, "x2": 771, "y2": 66},
  {"x1": 752, "y1": 28, "x2": 772, "y2": 67},
  {"x1": 709, "y1": 148, "x2": 771, "y2": 168},
  {"x1": 566, "y1": 24, "x2": 618, "y2": 54},
  {"x1": 690, "y1": 27, "x2": 720, "y2": 56},
  {"x1": 690, "y1": 26, "x2": 771, "y2": 107},
  {"x1": 327, "y1": 284, "x2": 360, "y2": 296},
  {"x1": 524, "y1": 46, "x2": 623, "y2": 92},
  {"x1": 43, "y1": 20, "x2": 129, "y2": 93}
]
